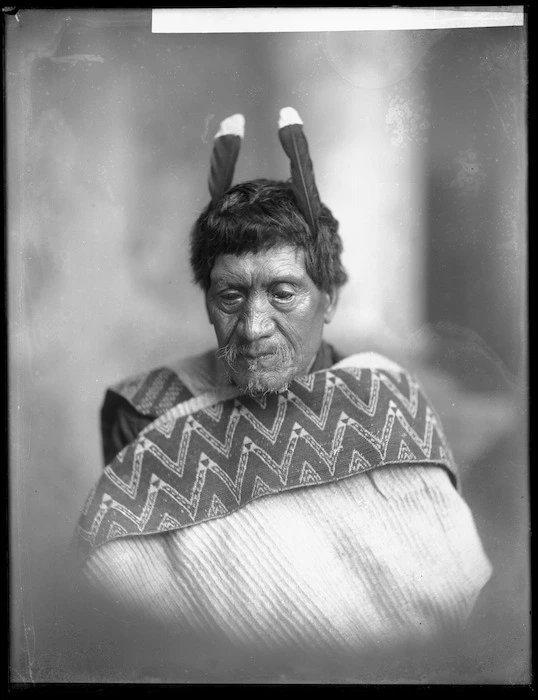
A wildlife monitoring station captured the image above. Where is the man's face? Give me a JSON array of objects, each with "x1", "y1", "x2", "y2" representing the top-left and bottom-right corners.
[{"x1": 206, "y1": 245, "x2": 336, "y2": 396}]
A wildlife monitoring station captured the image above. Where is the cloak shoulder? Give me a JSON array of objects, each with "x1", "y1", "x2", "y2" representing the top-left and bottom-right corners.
[{"x1": 100, "y1": 367, "x2": 194, "y2": 466}]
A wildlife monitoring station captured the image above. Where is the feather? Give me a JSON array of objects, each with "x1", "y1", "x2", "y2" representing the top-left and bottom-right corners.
[
  {"x1": 278, "y1": 107, "x2": 321, "y2": 235},
  {"x1": 208, "y1": 113, "x2": 245, "y2": 202}
]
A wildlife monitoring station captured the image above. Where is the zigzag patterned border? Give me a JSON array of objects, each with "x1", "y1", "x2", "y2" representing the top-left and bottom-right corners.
[{"x1": 77, "y1": 367, "x2": 457, "y2": 558}]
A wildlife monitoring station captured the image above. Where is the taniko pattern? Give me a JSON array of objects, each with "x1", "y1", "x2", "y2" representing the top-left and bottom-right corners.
[{"x1": 77, "y1": 367, "x2": 457, "y2": 557}]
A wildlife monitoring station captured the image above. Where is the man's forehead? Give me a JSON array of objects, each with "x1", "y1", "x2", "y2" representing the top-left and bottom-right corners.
[{"x1": 210, "y1": 245, "x2": 309, "y2": 284}]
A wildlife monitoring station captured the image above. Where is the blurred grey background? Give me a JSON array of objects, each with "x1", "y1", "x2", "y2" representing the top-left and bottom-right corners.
[{"x1": 7, "y1": 9, "x2": 528, "y2": 684}]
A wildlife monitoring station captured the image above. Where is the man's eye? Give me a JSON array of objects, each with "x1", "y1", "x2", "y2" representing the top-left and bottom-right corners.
[
  {"x1": 273, "y1": 290, "x2": 295, "y2": 303},
  {"x1": 219, "y1": 292, "x2": 243, "y2": 304}
]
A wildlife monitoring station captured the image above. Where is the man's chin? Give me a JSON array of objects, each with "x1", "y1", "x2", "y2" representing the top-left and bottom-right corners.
[{"x1": 234, "y1": 369, "x2": 293, "y2": 397}]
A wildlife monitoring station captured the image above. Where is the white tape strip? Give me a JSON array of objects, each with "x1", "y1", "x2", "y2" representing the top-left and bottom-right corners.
[{"x1": 152, "y1": 7, "x2": 524, "y2": 34}]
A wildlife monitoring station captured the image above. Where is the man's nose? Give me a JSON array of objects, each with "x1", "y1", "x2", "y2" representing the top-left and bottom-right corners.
[{"x1": 238, "y1": 298, "x2": 275, "y2": 341}]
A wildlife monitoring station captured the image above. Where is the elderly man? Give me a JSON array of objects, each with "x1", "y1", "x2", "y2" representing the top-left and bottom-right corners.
[{"x1": 75, "y1": 109, "x2": 491, "y2": 682}]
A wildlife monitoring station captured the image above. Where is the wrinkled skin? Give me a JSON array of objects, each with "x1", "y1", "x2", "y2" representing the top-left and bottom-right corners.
[{"x1": 206, "y1": 245, "x2": 337, "y2": 396}]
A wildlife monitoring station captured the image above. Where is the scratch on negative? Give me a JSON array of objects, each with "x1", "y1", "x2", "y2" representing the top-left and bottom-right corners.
[
  {"x1": 49, "y1": 54, "x2": 104, "y2": 65},
  {"x1": 21, "y1": 620, "x2": 36, "y2": 683},
  {"x1": 201, "y1": 114, "x2": 215, "y2": 144},
  {"x1": 486, "y1": 88, "x2": 511, "y2": 143}
]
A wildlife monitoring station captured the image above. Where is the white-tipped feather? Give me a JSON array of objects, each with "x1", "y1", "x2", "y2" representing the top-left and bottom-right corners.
[
  {"x1": 208, "y1": 113, "x2": 244, "y2": 201},
  {"x1": 278, "y1": 106, "x2": 320, "y2": 235},
  {"x1": 215, "y1": 113, "x2": 245, "y2": 139},
  {"x1": 278, "y1": 106, "x2": 303, "y2": 129}
]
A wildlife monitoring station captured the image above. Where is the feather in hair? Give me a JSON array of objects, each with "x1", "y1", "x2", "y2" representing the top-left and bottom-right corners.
[
  {"x1": 278, "y1": 107, "x2": 321, "y2": 235},
  {"x1": 208, "y1": 113, "x2": 245, "y2": 202}
]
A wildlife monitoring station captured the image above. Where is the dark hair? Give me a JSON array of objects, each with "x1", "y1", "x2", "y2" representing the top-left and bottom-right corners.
[{"x1": 189, "y1": 179, "x2": 348, "y2": 294}]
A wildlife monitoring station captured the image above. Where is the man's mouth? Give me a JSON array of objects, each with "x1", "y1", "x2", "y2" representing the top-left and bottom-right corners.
[
  {"x1": 242, "y1": 353, "x2": 279, "y2": 369},
  {"x1": 234, "y1": 346, "x2": 293, "y2": 370},
  {"x1": 241, "y1": 352, "x2": 275, "y2": 360},
  {"x1": 218, "y1": 343, "x2": 294, "y2": 374}
]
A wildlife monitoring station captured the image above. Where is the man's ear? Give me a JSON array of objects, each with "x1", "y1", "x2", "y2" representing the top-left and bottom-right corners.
[{"x1": 324, "y1": 289, "x2": 338, "y2": 324}]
